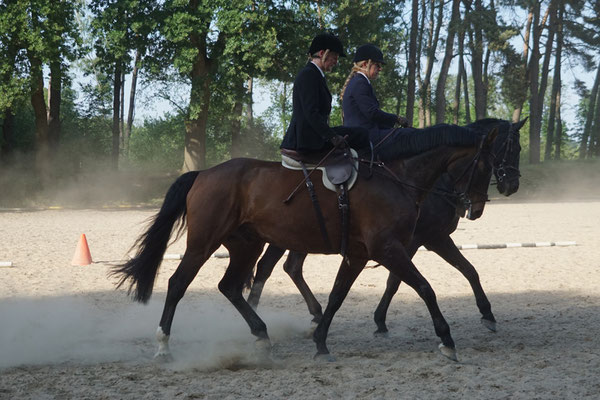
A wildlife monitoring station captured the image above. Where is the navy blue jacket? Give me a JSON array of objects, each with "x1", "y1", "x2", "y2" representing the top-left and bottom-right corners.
[
  {"x1": 342, "y1": 74, "x2": 398, "y2": 142},
  {"x1": 281, "y1": 63, "x2": 337, "y2": 151}
]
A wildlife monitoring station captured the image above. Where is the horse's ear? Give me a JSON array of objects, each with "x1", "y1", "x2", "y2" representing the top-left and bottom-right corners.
[
  {"x1": 485, "y1": 127, "x2": 499, "y2": 146},
  {"x1": 515, "y1": 117, "x2": 528, "y2": 130}
]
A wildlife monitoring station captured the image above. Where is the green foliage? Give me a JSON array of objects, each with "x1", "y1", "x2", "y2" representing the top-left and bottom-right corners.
[{"x1": 128, "y1": 113, "x2": 186, "y2": 170}]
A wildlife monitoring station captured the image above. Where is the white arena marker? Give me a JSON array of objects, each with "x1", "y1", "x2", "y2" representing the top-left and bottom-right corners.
[
  {"x1": 0, "y1": 261, "x2": 13, "y2": 267},
  {"x1": 555, "y1": 241, "x2": 577, "y2": 246},
  {"x1": 163, "y1": 254, "x2": 183, "y2": 260},
  {"x1": 460, "y1": 244, "x2": 478, "y2": 250}
]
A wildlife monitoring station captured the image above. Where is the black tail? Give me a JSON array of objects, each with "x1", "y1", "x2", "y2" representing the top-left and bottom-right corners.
[{"x1": 111, "y1": 171, "x2": 200, "y2": 303}]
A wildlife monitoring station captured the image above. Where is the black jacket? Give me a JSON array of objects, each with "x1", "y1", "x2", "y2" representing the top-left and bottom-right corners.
[
  {"x1": 281, "y1": 63, "x2": 337, "y2": 151},
  {"x1": 342, "y1": 73, "x2": 398, "y2": 141}
]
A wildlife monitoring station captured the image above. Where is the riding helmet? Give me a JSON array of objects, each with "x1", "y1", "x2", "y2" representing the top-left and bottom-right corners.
[
  {"x1": 308, "y1": 33, "x2": 347, "y2": 57},
  {"x1": 353, "y1": 44, "x2": 386, "y2": 64}
]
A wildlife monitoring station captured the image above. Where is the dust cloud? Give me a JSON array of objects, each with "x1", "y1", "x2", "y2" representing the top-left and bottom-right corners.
[
  {"x1": 0, "y1": 152, "x2": 174, "y2": 208},
  {"x1": 0, "y1": 296, "x2": 306, "y2": 370}
]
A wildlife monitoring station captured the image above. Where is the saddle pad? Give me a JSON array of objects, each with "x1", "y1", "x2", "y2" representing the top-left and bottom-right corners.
[{"x1": 281, "y1": 149, "x2": 359, "y2": 192}]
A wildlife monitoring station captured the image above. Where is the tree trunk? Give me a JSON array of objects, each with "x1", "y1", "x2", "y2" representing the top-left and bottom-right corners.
[
  {"x1": 591, "y1": 85, "x2": 600, "y2": 157},
  {"x1": 554, "y1": 88, "x2": 562, "y2": 160},
  {"x1": 112, "y1": 64, "x2": 122, "y2": 170},
  {"x1": 435, "y1": 0, "x2": 460, "y2": 124},
  {"x1": 468, "y1": 0, "x2": 486, "y2": 120},
  {"x1": 246, "y1": 76, "x2": 253, "y2": 124},
  {"x1": 120, "y1": 71, "x2": 125, "y2": 150},
  {"x1": 405, "y1": 0, "x2": 419, "y2": 125},
  {"x1": 528, "y1": 2, "x2": 541, "y2": 164},
  {"x1": 29, "y1": 54, "x2": 50, "y2": 172},
  {"x1": 231, "y1": 78, "x2": 244, "y2": 158},
  {"x1": 580, "y1": 63, "x2": 600, "y2": 159},
  {"x1": 125, "y1": 49, "x2": 141, "y2": 156},
  {"x1": 512, "y1": 6, "x2": 534, "y2": 123},
  {"x1": 182, "y1": 55, "x2": 211, "y2": 172},
  {"x1": 47, "y1": 61, "x2": 62, "y2": 152},
  {"x1": 281, "y1": 82, "x2": 288, "y2": 136},
  {"x1": 545, "y1": 4, "x2": 561, "y2": 161},
  {"x1": 1, "y1": 110, "x2": 14, "y2": 161},
  {"x1": 418, "y1": 0, "x2": 443, "y2": 127}
]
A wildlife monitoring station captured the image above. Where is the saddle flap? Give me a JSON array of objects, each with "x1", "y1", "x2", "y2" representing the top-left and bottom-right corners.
[{"x1": 326, "y1": 163, "x2": 352, "y2": 185}]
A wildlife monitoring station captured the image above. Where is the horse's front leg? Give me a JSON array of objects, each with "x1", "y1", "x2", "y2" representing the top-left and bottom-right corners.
[
  {"x1": 424, "y1": 235, "x2": 496, "y2": 331},
  {"x1": 375, "y1": 243, "x2": 458, "y2": 361},
  {"x1": 313, "y1": 256, "x2": 367, "y2": 361}
]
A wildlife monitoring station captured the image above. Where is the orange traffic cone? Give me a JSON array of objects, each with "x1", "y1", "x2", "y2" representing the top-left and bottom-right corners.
[{"x1": 71, "y1": 234, "x2": 93, "y2": 266}]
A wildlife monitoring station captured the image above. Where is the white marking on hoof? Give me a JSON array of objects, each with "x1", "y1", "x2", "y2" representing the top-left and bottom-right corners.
[
  {"x1": 438, "y1": 343, "x2": 458, "y2": 362},
  {"x1": 481, "y1": 318, "x2": 497, "y2": 332},
  {"x1": 154, "y1": 326, "x2": 172, "y2": 362},
  {"x1": 314, "y1": 353, "x2": 336, "y2": 362}
]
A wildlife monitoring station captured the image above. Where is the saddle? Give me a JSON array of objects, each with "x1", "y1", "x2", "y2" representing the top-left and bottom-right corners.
[
  {"x1": 281, "y1": 147, "x2": 358, "y2": 259},
  {"x1": 281, "y1": 148, "x2": 359, "y2": 191}
]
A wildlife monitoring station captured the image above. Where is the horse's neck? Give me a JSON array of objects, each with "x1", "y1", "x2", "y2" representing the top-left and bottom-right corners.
[{"x1": 391, "y1": 146, "x2": 472, "y2": 201}]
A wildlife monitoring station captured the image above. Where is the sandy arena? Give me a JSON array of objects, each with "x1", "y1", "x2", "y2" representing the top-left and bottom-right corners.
[{"x1": 1, "y1": 200, "x2": 599, "y2": 399}]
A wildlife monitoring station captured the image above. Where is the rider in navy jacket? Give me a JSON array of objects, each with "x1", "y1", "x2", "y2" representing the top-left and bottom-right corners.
[
  {"x1": 342, "y1": 44, "x2": 410, "y2": 145},
  {"x1": 281, "y1": 33, "x2": 369, "y2": 153}
]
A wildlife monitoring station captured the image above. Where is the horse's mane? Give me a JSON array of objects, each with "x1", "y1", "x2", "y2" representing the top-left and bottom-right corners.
[
  {"x1": 467, "y1": 118, "x2": 511, "y2": 134},
  {"x1": 375, "y1": 123, "x2": 481, "y2": 161}
]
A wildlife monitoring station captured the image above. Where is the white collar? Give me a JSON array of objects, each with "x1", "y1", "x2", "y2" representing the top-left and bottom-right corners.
[
  {"x1": 310, "y1": 61, "x2": 325, "y2": 77},
  {"x1": 357, "y1": 71, "x2": 371, "y2": 85}
]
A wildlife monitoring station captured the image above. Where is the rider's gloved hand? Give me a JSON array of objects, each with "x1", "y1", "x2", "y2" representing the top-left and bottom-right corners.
[
  {"x1": 330, "y1": 134, "x2": 347, "y2": 148},
  {"x1": 397, "y1": 116, "x2": 410, "y2": 128}
]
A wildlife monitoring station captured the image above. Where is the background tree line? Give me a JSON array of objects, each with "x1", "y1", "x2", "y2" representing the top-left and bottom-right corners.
[{"x1": 1, "y1": 0, "x2": 599, "y2": 183}]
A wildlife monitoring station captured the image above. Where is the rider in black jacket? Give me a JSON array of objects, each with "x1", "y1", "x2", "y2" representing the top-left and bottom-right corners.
[{"x1": 280, "y1": 33, "x2": 369, "y2": 153}]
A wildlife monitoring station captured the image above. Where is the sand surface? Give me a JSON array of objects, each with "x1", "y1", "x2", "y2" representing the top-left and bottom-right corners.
[{"x1": 1, "y1": 201, "x2": 599, "y2": 399}]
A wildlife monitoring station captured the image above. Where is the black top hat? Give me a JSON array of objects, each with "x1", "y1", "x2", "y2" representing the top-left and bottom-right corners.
[
  {"x1": 353, "y1": 44, "x2": 385, "y2": 64},
  {"x1": 308, "y1": 33, "x2": 346, "y2": 57}
]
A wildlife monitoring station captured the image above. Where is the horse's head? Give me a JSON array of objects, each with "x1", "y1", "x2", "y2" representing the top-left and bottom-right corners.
[
  {"x1": 447, "y1": 128, "x2": 499, "y2": 220},
  {"x1": 492, "y1": 118, "x2": 526, "y2": 196},
  {"x1": 468, "y1": 118, "x2": 526, "y2": 196}
]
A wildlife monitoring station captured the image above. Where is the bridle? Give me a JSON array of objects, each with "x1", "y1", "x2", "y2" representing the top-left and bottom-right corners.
[
  {"x1": 447, "y1": 135, "x2": 489, "y2": 216},
  {"x1": 491, "y1": 123, "x2": 521, "y2": 186}
]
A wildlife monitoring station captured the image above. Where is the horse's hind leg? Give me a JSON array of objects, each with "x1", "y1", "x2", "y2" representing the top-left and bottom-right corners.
[
  {"x1": 373, "y1": 273, "x2": 402, "y2": 336},
  {"x1": 375, "y1": 244, "x2": 458, "y2": 361},
  {"x1": 156, "y1": 248, "x2": 213, "y2": 361},
  {"x1": 424, "y1": 235, "x2": 496, "y2": 331},
  {"x1": 313, "y1": 257, "x2": 367, "y2": 361},
  {"x1": 283, "y1": 251, "x2": 323, "y2": 324},
  {"x1": 219, "y1": 232, "x2": 271, "y2": 356},
  {"x1": 373, "y1": 242, "x2": 420, "y2": 336},
  {"x1": 247, "y1": 244, "x2": 285, "y2": 309}
]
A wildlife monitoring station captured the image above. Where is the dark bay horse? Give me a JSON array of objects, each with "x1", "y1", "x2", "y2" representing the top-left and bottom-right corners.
[
  {"x1": 246, "y1": 118, "x2": 525, "y2": 335},
  {"x1": 112, "y1": 123, "x2": 500, "y2": 362}
]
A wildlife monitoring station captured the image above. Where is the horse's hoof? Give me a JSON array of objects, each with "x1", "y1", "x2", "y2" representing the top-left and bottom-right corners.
[
  {"x1": 481, "y1": 318, "x2": 497, "y2": 332},
  {"x1": 314, "y1": 353, "x2": 336, "y2": 362},
  {"x1": 373, "y1": 329, "x2": 389, "y2": 338},
  {"x1": 255, "y1": 338, "x2": 272, "y2": 353},
  {"x1": 153, "y1": 351, "x2": 174, "y2": 363},
  {"x1": 438, "y1": 343, "x2": 458, "y2": 362}
]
